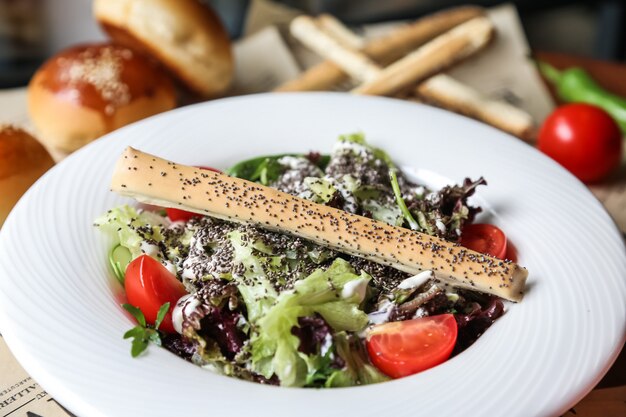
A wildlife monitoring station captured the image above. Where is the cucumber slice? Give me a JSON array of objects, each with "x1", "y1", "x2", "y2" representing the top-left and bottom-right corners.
[{"x1": 109, "y1": 244, "x2": 132, "y2": 285}]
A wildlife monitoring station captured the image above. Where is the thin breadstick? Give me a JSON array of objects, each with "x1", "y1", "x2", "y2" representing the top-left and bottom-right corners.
[
  {"x1": 274, "y1": 6, "x2": 484, "y2": 92},
  {"x1": 290, "y1": 16, "x2": 380, "y2": 82},
  {"x1": 112, "y1": 147, "x2": 528, "y2": 302},
  {"x1": 310, "y1": 17, "x2": 535, "y2": 140},
  {"x1": 316, "y1": 14, "x2": 365, "y2": 51},
  {"x1": 417, "y1": 75, "x2": 535, "y2": 141},
  {"x1": 352, "y1": 16, "x2": 494, "y2": 96}
]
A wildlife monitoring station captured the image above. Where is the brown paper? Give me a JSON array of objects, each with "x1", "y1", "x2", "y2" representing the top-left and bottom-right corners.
[
  {"x1": 230, "y1": 26, "x2": 302, "y2": 94},
  {"x1": 361, "y1": 4, "x2": 555, "y2": 122},
  {"x1": 0, "y1": 335, "x2": 74, "y2": 416}
]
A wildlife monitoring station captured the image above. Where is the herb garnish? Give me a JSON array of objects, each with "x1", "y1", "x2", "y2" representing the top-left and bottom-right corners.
[
  {"x1": 389, "y1": 169, "x2": 419, "y2": 231},
  {"x1": 305, "y1": 347, "x2": 336, "y2": 387},
  {"x1": 122, "y1": 302, "x2": 170, "y2": 357}
]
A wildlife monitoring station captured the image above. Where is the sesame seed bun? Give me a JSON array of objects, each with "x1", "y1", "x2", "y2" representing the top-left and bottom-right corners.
[
  {"x1": 0, "y1": 126, "x2": 55, "y2": 227},
  {"x1": 27, "y1": 43, "x2": 176, "y2": 154},
  {"x1": 111, "y1": 147, "x2": 528, "y2": 302},
  {"x1": 94, "y1": 0, "x2": 234, "y2": 98}
]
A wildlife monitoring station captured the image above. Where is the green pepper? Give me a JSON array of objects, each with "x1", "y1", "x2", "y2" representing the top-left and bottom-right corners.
[
  {"x1": 226, "y1": 153, "x2": 330, "y2": 184},
  {"x1": 538, "y1": 61, "x2": 626, "y2": 133}
]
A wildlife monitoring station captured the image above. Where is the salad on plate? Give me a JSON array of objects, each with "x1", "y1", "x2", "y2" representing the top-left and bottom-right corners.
[{"x1": 95, "y1": 133, "x2": 527, "y2": 387}]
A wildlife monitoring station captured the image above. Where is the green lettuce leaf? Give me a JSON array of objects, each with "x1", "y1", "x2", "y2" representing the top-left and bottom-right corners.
[
  {"x1": 304, "y1": 177, "x2": 337, "y2": 203},
  {"x1": 95, "y1": 205, "x2": 168, "y2": 259},
  {"x1": 227, "y1": 230, "x2": 279, "y2": 322},
  {"x1": 250, "y1": 259, "x2": 370, "y2": 387},
  {"x1": 95, "y1": 205, "x2": 196, "y2": 279},
  {"x1": 389, "y1": 169, "x2": 420, "y2": 231},
  {"x1": 337, "y1": 132, "x2": 396, "y2": 169},
  {"x1": 326, "y1": 331, "x2": 389, "y2": 387}
]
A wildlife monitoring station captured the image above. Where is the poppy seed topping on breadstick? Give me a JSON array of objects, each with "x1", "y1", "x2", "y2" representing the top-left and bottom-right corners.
[{"x1": 111, "y1": 147, "x2": 528, "y2": 302}]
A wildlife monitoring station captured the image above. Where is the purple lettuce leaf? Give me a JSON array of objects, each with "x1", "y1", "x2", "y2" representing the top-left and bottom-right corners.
[{"x1": 453, "y1": 297, "x2": 504, "y2": 355}]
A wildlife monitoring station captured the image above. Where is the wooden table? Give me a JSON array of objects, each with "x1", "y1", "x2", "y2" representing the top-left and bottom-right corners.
[{"x1": 537, "y1": 51, "x2": 626, "y2": 416}]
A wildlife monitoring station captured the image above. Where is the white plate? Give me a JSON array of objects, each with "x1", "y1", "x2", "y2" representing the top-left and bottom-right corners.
[{"x1": 0, "y1": 93, "x2": 624, "y2": 417}]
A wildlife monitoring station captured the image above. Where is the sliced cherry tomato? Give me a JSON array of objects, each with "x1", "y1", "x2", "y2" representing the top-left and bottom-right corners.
[
  {"x1": 366, "y1": 314, "x2": 458, "y2": 378},
  {"x1": 165, "y1": 207, "x2": 201, "y2": 223},
  {"x1": 538, "y1": 104, "x2": 622, "y2": 183},
  {"x1": 165, "y1": 166, "x2": 221, "y2": 222},
  {"x1": 124, "y1": 254, "x2": 187, "y2": 333},
  {"x1": 460, "y1": 223, "x2": 507, "y2": 259}
]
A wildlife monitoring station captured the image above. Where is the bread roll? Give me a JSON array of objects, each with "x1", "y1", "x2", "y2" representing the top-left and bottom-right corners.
[
  {"x1": 0, "y1": 126, "x2": 55, "y2": 227},
  {"x1": 111, "y1": 147, "x2": 528, "y2": 302},
  {"x1": 94, "y1": 0, "x2": 234, "y2": 98},
  {"x1": 28, "y1": 43, "x2": 176, "y2": 154}
]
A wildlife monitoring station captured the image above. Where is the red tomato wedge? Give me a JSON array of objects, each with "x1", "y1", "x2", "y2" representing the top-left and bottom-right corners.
[
  {"x1": 165, "y1": 207, "x2": 201, "y2": 222},
  {"x1": 125, "y1": 255, "x2": 187, "y2": 333},
  {"x1": 366, "y1": 314, "x2": 458, "y2": 378},
  {"x1": 460, "y1": 223, "x2": 507, "y2": 259},
  {"x1": 165, "y1": 166, "x2": 221, "y2": 222}
]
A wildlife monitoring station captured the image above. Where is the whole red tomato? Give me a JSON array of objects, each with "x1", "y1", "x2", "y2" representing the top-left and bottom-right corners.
[{"x1": 538, "y1": 104, "x2": 622, "y2": 183}]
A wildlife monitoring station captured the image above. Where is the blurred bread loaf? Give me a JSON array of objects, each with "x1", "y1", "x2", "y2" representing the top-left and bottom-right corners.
[
  {"x1": 94, "y1": 0, "x2": 234, "y2": 98},
  {"x1": 27, "y1": 43, "x2": 176, "y2": 154},
  {"x1": 0, "y1": 126, "x2": 55, "y2": 227}
]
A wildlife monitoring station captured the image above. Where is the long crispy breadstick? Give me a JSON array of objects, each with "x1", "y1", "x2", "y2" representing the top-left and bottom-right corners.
[
  {"x1": 111, "y1": 147, "x2": 528, "y2": 302},
  {"x1": 351, "y1": 17, "x2": 494, "y2": 96},
  {"x1": 317, "y1": 14, "x2": 365, "y2": 51},
  {"x1": 304, "y1": 17, "x2": 534, "y2": 139},
  {"x1": 274, "y1": 6, "x2": 484, "y2": 92},
  {"x1": 290, "y1": 16, "x2": 380, "y2": 82},
  {"x1": 416, "y1": 75, "x2": 535, "y2": 140}
]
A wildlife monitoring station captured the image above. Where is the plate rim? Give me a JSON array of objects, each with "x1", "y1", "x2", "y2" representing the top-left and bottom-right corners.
[{"x1": 0, "y1": 92, "x2": 624, "y2": 417}]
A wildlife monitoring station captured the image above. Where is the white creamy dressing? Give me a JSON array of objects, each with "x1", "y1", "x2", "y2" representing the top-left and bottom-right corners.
[
  {"x1": 425, "y1": 191, "x2": 440, "y2": 204},
  {"x1": 367, "y1": 299, "x2": 394, "y2": 325},
  {"x1": 320, "y1": 333, "x2": 333, "y2": 356},
  {"x1": 275, "y1": 156, "x2": 323, "y2": 197},
  {"x1": 413, "y1": 185, "x2": 426, "y2": 197},
  {"x1": 367, "y1": 271, "x2": 435, "y2": 325},
  {"x1": 341, "y1": 277, "x2": 369, "y2": 301},
  {"x1": 333, "y1": 140, "x2": 368, "y2": 157},
  {"x1": 397, "y1": 270, "x2": 433, "y2": 290},
  {"x1": 277, "y1": 156, "x2": 310, "y2": 170},
  {"x1": 181, "y1": 232, "x2": 209, "y2": 280},
  {"x1": 181, "y1": 251, "x2": 213, "y2": 280},
  {"x1": 163, "y1": 260, "x2": 177, "y2": 276},
  {"x1": 435, "y1": 219, "x2": 446, "y2": 233},
  {"x1": 172, "y1": 294, "x2": 202, "y2": 334},
  {"x1": 168, "y1": 220, "x2": 186, "y2": 228},
  {"x1": 181, "y1": 266, "x2": 197, "y2": 280},
  {"x1": 140, "y1": 241, "x2": 160, "y2": 257},
  {"x1": 413, "y1": 307, "x2": 427, "y2": 318}
]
